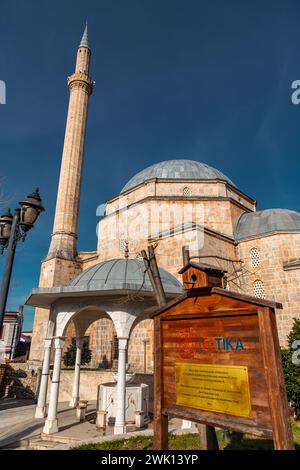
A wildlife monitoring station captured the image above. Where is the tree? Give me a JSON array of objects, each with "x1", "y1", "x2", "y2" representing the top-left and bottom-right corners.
[
  {"x1": 63, "y1": 337, "x2": 92, "y2": 367},
  {"x1": 281, "y1": 318, "x2": 300, "y2": 417}
]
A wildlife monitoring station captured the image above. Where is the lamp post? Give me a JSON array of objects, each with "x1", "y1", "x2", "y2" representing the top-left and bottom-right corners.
[{"x1": 0, "y1": 189, "x2": 44, "y2": 334}]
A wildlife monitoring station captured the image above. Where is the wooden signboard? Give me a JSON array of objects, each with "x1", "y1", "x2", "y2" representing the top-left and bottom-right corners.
[{"x1": 151, "y1": 271, "x2": 294, "y2": 450}]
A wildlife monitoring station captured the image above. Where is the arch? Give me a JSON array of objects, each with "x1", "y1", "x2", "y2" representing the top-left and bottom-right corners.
[
  {"x1": 86, "y1": 316, "x2": 117, "y2": 369},
  {"x1": 127, "y1": 305, "x2": 155, "y2": 337},
  {"x1": 128, "y1": 318, "x2": 153, "y2": 373},
  {"x1": 56, "y1": 304, "x2": 112, "y2": 338}
]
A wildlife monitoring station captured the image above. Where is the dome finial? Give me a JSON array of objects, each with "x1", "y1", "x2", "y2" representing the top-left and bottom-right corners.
[{"x1": 79, "y1": 20, "x2": 89, "y2": 49}]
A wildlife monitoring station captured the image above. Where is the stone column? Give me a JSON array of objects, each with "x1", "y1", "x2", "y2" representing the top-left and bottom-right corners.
[
  {"x1": 69, "y1": 337, "x2": 83, "y2": 407},
  {"x1": 114, "y1": 337, "x2": 128, "y2": 435},
  {"x1": 35, "y1": 338, "x2": 52, "y2": 418},
  {"x1": 43, "y1": 337, "x2": 64, "y2": 435}
]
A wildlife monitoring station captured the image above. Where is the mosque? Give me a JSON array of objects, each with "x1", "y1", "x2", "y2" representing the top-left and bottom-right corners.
[{"x1": 26, "y1": 25, "x2": 300, "y2": 433}]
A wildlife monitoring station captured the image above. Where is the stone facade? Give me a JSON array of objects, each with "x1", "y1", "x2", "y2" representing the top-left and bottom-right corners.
[
  {"x1": 237, "y1": 232, "x2": 300, "y2": 345},
  {"x1": 31, "y1": 175, "x2": 300, "y2": 367},
  {"x1": 80, "y1": 179, "x2": 299, "y2": 355}
]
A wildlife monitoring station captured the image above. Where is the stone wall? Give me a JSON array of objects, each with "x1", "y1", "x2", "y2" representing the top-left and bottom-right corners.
[
  {"x1": 48, "y1": 369, "x2": 153, "y2": 412},
  {"x1": 153, "y1": 229, "x2": 237, "y2": 282},
  {"x1": 52, "y1": 369, "x2": 114, "y2": 402},
  {"x1": 87, "y1": 318, "x2": 116, "y2": 368},
  {"x1": 106, "y1": 180, "x2": 255, "y2": 215},
  {"x1": 1, "y1": 362, "x2": 154, "y2": 413},
  {"x1": 2, "y1": 362, "x2": 38, "y2": 399},
  {"x1": 237, "y1": 232, "x2": 300, "y2": 345},
  {"x1": 98, "y1": 195, "x2": 252, "y2": 258}
]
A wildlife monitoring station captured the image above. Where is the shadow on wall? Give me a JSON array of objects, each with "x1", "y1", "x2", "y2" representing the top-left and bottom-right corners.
[{"x1": 1, "y1": 365, "x2": 37, "y2": 401}]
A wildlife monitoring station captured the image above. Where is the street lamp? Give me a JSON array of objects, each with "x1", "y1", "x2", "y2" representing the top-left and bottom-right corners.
[
  {"x1": 0, "y1": 188, "x2": 44, "y2": 334},
  {"x1": 0, "y1": 210, "x2": 13, "y2": 250}
]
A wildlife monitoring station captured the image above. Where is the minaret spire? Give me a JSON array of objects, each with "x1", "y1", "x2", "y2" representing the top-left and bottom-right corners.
[
  {"x1": 79, "y1": 21, "x2": 89, "y2": 49},
  {"x1": 47, "y1": 25, "x2": 94, "y2": 259},
  {"x1": 30, "y1": 24, "x2": 95, "y2": 363}
]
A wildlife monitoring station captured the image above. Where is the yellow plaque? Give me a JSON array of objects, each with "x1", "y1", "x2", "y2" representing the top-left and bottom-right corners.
[{"x1": 175, "y1": 363, "x2": 251, "y2": 418}]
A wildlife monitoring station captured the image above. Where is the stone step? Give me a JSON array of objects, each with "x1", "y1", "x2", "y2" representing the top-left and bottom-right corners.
[
  {"x1": 29, "y1": 440, "x2": 61, "y2": 450},
  {"x1": 29, "y1": 436, "x2": 68, "y2": 450},
  {"x1": 40, "y1": 433, "x2": 81, "y2": 444},
  {"x1": 85, "y1": 410, "x2": 97, "y2": 421},
  {"x1": 1, "y1": 438, "x2": 31, "y2": 450}
]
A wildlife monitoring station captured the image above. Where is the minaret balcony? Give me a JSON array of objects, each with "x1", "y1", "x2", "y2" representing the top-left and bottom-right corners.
[{"x1": 67, "y1": 72, "x2": 94, "y2": 94}]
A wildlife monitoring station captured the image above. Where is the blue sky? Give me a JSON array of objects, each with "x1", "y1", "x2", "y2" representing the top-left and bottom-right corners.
[{"x1": 1, "y1": 0, "x2": 300, "y2": 330}]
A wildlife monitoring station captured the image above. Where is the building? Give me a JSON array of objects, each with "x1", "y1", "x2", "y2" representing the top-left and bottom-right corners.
[
  {"x1": 0, "y1": 306, "x2": 23, "y2": 362},
  {"x1": 16, "y1": 331, "x2": 32, "y2": 361},
  {"x1": 29, "y1": 24, "x2": 300, "y2": 374}
]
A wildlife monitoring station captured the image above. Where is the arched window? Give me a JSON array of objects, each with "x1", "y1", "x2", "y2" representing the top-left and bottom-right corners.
[
  {"x1": 183, "y1": 186, "x2": 192, "y2": 197},
  {"x1": 253, "y1": 279, "x2": 265, "y2": 299},
  {"x1": 250, "y1": 247, "x2": 260, "y2": 268}
]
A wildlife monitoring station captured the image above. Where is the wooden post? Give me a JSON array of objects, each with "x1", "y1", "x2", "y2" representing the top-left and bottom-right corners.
[
  {"x1": 197, "y1": 423, "x2": 219, "y2": 450},
  {"x1": 142, "y1": 246, "x2": 167, "y2": 307},
  {"x1": 141, "y1": 249, "x2": 159, "y2": 304},
  {"x1": 142, "y1": 246, "x2": 168, "y2": 448},
  {"x1": 258, "y1": 307, "x2": 294, "y2": 450},
  {"x1": 153, "y1": 315, "x2": 168, "y2": 449},
  {"x1": 147, "y1": 245, "x2": 167, "y2": 307}
]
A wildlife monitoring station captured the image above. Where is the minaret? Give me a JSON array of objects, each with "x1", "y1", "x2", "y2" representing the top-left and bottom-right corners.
[
  {"x1": 30, "y1": 24, "x2": 94, "y2": 362},
  {"x1": 48, "y1": 22, "x2": 94, "y2": 259}
]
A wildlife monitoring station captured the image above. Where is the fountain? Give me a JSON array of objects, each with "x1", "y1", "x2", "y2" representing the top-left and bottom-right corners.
[{"x1": 96, "y1": 371, "x2": 149, "y2": 429}]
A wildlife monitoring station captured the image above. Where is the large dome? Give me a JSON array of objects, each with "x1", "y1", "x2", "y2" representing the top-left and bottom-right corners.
[
  {"x1": 70, "y1": 258, "x2": 183, "y2": 295},
  {"x1": 235, "y1": 209, "x2": 300, "y2": 240},
  {"x1": 120, "y1": 159, "x2": 236, "y2": 193}
]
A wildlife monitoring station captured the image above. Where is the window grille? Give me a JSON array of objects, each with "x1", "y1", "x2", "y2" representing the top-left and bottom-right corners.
[
  {"x1": 183, "y1": 187, "x2": 192, "y2": 197},
  {"x1": 253, "y1": 279, "x2": 265, "y2": 299},
  {"x1": 250, "y1": 247, "x2": 260, "y2": 268}
]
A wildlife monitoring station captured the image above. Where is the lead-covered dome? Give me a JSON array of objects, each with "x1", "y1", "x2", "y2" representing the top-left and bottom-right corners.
[
  {"x1": 70, "y1": 258, "x2": 183, "y2": 294},
  {"x1": 235, "y1": 209, "x2": 300, "y2": 240},
  {"x1": 120, "y1": 159, "x2": 236, "y2": 193}
]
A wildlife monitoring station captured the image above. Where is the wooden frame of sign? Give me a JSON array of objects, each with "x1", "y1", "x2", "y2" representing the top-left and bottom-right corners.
[{"x1": 151, "y1": 286, "x2": 294, "y2": 450}]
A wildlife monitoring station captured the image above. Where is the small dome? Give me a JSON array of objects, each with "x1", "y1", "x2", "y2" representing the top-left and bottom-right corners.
[
  {"x1": 235, "y1": 209, "x2": 300, "y2": 240},
  {"x1": 120, "y1": 159, "x2": 236, "y2": 193},
  {"x1": 70, "y1": 258, "x2": 183, "y2": 295}
]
